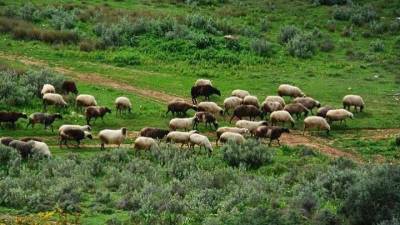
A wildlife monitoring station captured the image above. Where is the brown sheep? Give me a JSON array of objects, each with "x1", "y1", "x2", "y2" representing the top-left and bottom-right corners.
[
  {"x1": 0, "y1": 112, "x2": 28, "y2": 129},
  {"x1": 194, "y1": 111, "x2": 218, "y2": 130},
  {"x1": 85, "y1": 106, "x2": 112, "y2": 125},
  {"x1": 166, "y1": 101, "x2": 197, "y2": 116},
  {"x1": 293, "y1": 97, "x2": 321, "y2": 114},
  {"x1": 254, "y1": 126, "x2": 290, "y2": 146},
  {"x1": 62, "y1": 81, "x2": 78, "y2": 95},
  {"x1": 139, "y1": 127, "x2": 170, "y2": 140},
  {"x1": 230, "y1": 105, "x2": 262, "y2": 123},
  {"x1": 191, "y1": 85, "x2": 221, "y2": 104},
  {"x1": 59, "y1": 128, "x2": 93, "y2": 148},
  {"x1": 26, "y1": 113, "x2": 63, "y2": 132},
  {"x1": 0, "y1": 137, "x2": 14, "y2": 146},
  {"x1": 316, "y1": 106, "x2": 334, "y2": 118},
  {"x1": 284, "y1": 103, "x2": 310, "y2": 119}
]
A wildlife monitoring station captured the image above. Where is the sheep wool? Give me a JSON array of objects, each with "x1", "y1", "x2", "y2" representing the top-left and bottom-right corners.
[
  {"x1": 235, "y1": 120, "x2": 268, "y2": 132},
  {"x1": 231, "y1": 89, "x2": 250, "y2": 99},
  {"x1": 29, "y1": 140, "x2": 51, "y2": 157},
  {"x1": 189, "y1": 133, "x2": 213, "y2": 152},
  {"x1": 264, "y1": 96, "x2": 286, "y2": 107},
  {"x1": 223, "y1": 96, "x2": 243, "y2": 113},
  {"x1": 243, "y1": 95, "x2": 260, "y2": 107},
  {"x1": 166, "y1": 130, "x2": 197, "y2": 146},
  {"x1": 197, "y1": 102, "x2": 223, "y2": 115},
  {"x1": 278, "y1": 84, "x2": 305, "y2": 98},
  {"x1": 326, "y1": 109, "x2": 353, "y2": 122},
  {"x1": 169, "y1": 117, "x2": 198, "y2": 131},
  {"x1": 43, "y1": 93, "x2": 67, "y2": 106},
  {"x1": 343, "y1": 95, "x2": 365, "y2": 112},
  {"x1": 219, "y1": 132, "x2": 245, "y2": 145},
  {"x1": 115, "y1": 97, "x2": 132, "y2": 110},
  {"x1": 59, "y1": 124, "x2": 91, "y2": 133},
  {"x1": 76, "y1": 94, "x2": 97, "y2": 107},
  {"x1": 303, "y1": 116, "x2": 330, "y2": 134},
  {"x1": 195, "y1": 79, "x2": 212, "y2": 87},
  {"x1": 270, "y1": 110, "x2": 295, "y2": 127},
  {"x1": 41, "y1": 84, "x2": 56, "y2": 95},
  {"x1": 134, "y1": 137, "x2": 158, "y2": 150},
  {"x1": 98, "y1": 128, "x2": 128, "y2": 149}
]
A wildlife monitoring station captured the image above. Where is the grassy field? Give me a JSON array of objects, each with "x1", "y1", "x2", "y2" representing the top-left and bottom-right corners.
[{"x1": 0, "y1": 0, "x2": 400, "y2": 224}]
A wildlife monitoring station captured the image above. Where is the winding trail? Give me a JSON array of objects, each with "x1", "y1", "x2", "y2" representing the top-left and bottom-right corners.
[{"x1": 2, "y1": 52, "x2": 400, "y2": 162}]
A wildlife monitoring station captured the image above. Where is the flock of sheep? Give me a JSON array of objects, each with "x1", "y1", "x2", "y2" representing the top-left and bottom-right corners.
[{"x1": 0, "y1": 78, "x2": 365, "y2": 158}]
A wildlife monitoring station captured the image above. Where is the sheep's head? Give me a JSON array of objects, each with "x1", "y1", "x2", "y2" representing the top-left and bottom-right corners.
[
  {"x1": 261, "y1": 121, "x2": 269, "y2": 126},
  {"x1": 121, "y1": 127, "x2": 128, "y2": 135},
  {"x1": 315, "y1": 101, "x2": 321, "y2": 108},
  {"x1": 20, "y1": 113, "x2": 28, "y2": 119},
  {"x1": 84, "y1": 131, "x2": 93, "y2": 139},
  {"x1": 213, "y1": 87, "x2": 221, "y2": 96},
  {"x1": 281, "y1": 128, "x2": 290, "y2": 133},
  {"x1": 192, "y1": 105, "x2": 198, "y2": 111},
  {"x1": 348, "y1": 112, "x2": 354, "y2": 119},
  {"x1": 219, "y1": 110, "x2": 224, "y2": 116},
  {"x1": 105, "y1": 107, "x2": 112, "y2": 114},
  {"x1": 54, "y1": 113, "x2": 63, "y2": 119}
]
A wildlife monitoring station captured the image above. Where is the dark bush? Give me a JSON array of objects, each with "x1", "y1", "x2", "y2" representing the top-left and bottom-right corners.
[
  {"x1": 350, "y1": 5, "x2": 377, "y2": 26},
  {"x1": 313, "y1": 209, "x2": 341, "y2": 225},
  {"x1": 194, "y1": 35, "x2": 215, "y2": 49},
  {"x1": 278, "y1": 25, "x2": 301, "y2": 44},
  {"x1": 395, "y1": 136, "x2": 400, "y2": 146},
  {"x1": 370, "y1": 40, "x2": 385, "y2": 52},
  {"x1": 332, "y1": 6, "x2": 351, "y2": 21},
  {"x1": 79, "y1": 40, "x2": 95, "y2": 52},
  {"x1": 250, "y1": 39, "x2": 275, "y2": 57},
  {"x1": 320, "y1": 38, "x2": 335, "y2": 52},
  {"x1": 287, "y1": 33, "x2": 317, "y2": 58},
  {"x1": 389, "y1": 20, "x2": 400, "y2": 34},
  {"x1": 369, "y1": 21, "x2": 388, "y2": 35},
  {"x1": 314, "y1": 0, "x2": 348, "y2": 6},
  {"x1": 18, "y1": 2, "x2": 39, "y2": 22},
  {"x1": 325, "y1": 19, "x2": 337, "y2": 32},
  {"x1": 377, "y1": 218, "x2": 400, "y2": 225},
  {"x1": 109, "y1": 54, "x2": 141, "y2": 66},
  {"x1": 341, "y1": 25, "x2": 354, "y2": 37}
]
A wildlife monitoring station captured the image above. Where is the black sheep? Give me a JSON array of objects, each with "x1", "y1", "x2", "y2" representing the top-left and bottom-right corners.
[
  {"x1": 0, "y1": 112, "x2": 28, "y2": 129},
  {"x1": 166, "y1": 101, "x2": 197, "y2": 116},
  {"x1": 194, "y1": 111, "x2": 219, "y2": 130},
  {"x1": 85, "y1": 106, "x2": 112, "y2": 125},
  {"x1": 62, "y1": 81, "x2": 78, "y2": 95},
  {"x1": 254, "y1": 126, "x2": 290, "y2": 146},
  {"x1": 229, "y1": 105, "x2": 262, "y2": 123},
  {"x1": 0, "y1": 137, "x2": 14, "y2": 146},
  {"x1": 26, "y1": 113, "x2": 63, "y2": 132},
  {"x1": 59, "y1": 128, "x2": 93, "y2": 148},
  {"x1": 139, "y1": 127, "x2": 170, "y2": 140},
  {"x1": 191, "y1": 85, "x2": 221, "y2": 104},
  {"x1": 9, "y1": 140, "x2": 33, "y2": 159}
]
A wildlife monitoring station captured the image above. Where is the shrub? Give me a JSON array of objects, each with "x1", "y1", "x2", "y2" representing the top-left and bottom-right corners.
[
  {"x1": 225, "y1": 38, "x2": 241, "y2": 51},
  {"x1": 320, "y1": 38, "x2": 335, "y2": 52},
  {"x1": 325, "y1": 19, "x2": 337, "y2": 32},
  {"x1": 313, "y1": 209, "x2": 341, "y2": 225},
  {"x1": 194, "y1": 35, "x2": 215, "y2": 49},
  {"x1": 0, "y1": 145, "x2": 21, "y2": 167},
  {"x1": 287, "y1": 33, "x2": 317, "y2": 58},
  {"x1": 109, "y1": 53, "x2": 141, "y2": 66},
  {"x1": 50, "y1": 8, "x2": 76, "y2": 30},
  {"x1": 395, "y1": 136, "x2": 400, "y2": 146},
  {"x1": 250, "y1": 39, "x2": 275, "y2": 57},
  {"x1": 186, "y1": 14, "x2": 220, "y2": 35},
  {"x1": 370, "y1": 40, "x2": 385, "y2": 52},
  {"x1": 341, "y1": 25, "x2": 354, "y2": 37},
  {"x1": 18, "y1": 2, "x2": 39, "y2": 22},
  {"x1": 377, "y1": 218, "x2": 400, "y2": 225},
  {"x1": 350, "y1": 5, "x2": 377, "y2": 26},
  {"x1": 332, "y1": 6, "x2": 351, "y2": 21},
  {"x1": 369, "y1": 21, "x2": 388, "y2": 35},
  {"x1": 313, "y1": 0, "x2": 348, "y2": 6},
  {"x1": 260, "y1": 18, "x2": 269, "y2": 32},
  {"x1": 221, "y1": 139, "x2": 274, "y2": 169},
  {"x1": 79, "y1": 40, "x2": 95, "y2": 52},
  {"x1": 389, "y1": 20, "x2": 400, "y2": 34},
  {"x1": 278, "y1": 25, "x2": 301, "y2": 44}
]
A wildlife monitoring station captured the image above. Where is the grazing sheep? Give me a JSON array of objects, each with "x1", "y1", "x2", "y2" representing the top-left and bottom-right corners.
[
  {"x1": 169, "y1": 117, "x2": 199, "y2": 131},
  {"x1": 58, "y1": 124, "x2": 91, "y2": 133},
  {"x1": 243, "y1": 95, "x2": 260, "y2": 108},
  {"x1": 343, "y1": 95, "x2": 364, "y2": 112},
  {"x1": 230, "y1": 105, "x2": 262, "y2": 123},
  {"x1": 231, "y1": 89, "x2": 250, "y2": 99},
  {"x1": 76, "y1": 94, "x2": 97, "y2": 109},
  {"x1": 219, "y1": 132, "x2": 245, "y2": 145},
  {"x1": 264, "y1": 96, "x2": 286, "y2": 107},
  {"x1": 59, "y1": 128, "x2": 93, "y2": 148},
  {"x1": 20, "y1": 137, "x2": 43, "y2": 142},
  {"x1": 284, "y1": 103, "x2": 310, "y2": 119},
  {"x1": 168, "y1": 98, "x2": 185, "y2": 104},
  {"x1": 278, "y1": 84, "x2": 305, "y2": 98},
  {"x1": 9, "y1": 140, "x2": 33, "y2": 159},
  {"x1": 261, "y1": 100, "x2": 284, "y2": 118},
  {"x1": 134, "y1": 137, "x2": 158, "y2": 150},
  {"x1": 197, "y1": 102, "x2": 224, "y2": 116},
  {"x1": 62, "y1": 81, "x2": 78, "y2": 95},
  {"x1": 293, "y1": 97, "x2": 321, "y2": 114},
  {"x1": 235, "y1": 120, "x2": 269, "y2": 133},
  {"x1": 326, "y1": 109, "x2": 353, "y2": 124},
  {"x1": 254, "y1": 126, "x2": 290, "y2": 146},
  {"x1": 189, "y1": 133, "x2": 213, "y2": 154},
  {"x1": 0, "y1": 112, "x2": 28, "y2": 128},
  {"x1": 85, "y1": 106, "x2": 112, "y2": 125},
  {"x1": 216, "y1": 127, "x2": 249, "y2": 145},
  {"x1": 191, "y1": 85, "x2": 221, "y2": 104},
  {"x1": 98, "y1": 128, "x2": 128, "y2": 150},
  {"x1": 270, "y1": 110, "x2": 295, "y2": 128},
  {"x1": 166, "y1": 101, "x2": 197, "y2": 116},
  {"x1": 223, "y1": 96, "x2": 243, "y2": 115},
  {"x1": 303, "y1": 116, "x2": 330, "y2": 135},
  {"x1": 29, "y1": 140, "x2": 51, "y2": 157},
  {"x1": 0, "y1": 137, "x2": 14, "y2": 146},
  {"x1": 41, "y1": 84, "x2": 56, "y2": 95},
  {"x1": 317, "y1": 106, "x2": 334, "y2": 118},
  {"x1": 166, "y1": 130, "x2": 198, "y2": 148},
  {"x1": 195, "y1": 79, "x2": 212, "y2": 87},
  {"x1": 43, "y1": 93, "x2": 68, "y2": 111},
  {"x1": 139, "y1": 127, "x2": 170, "y2": 140},
  {"x1": 115, "y1": 97, "x2": 132, "y2": 115},
  {"x1": 194, "y1": 111, "x2": 218, "y2": 130},
  {"x1": 26, "y1": 113, "x2": 63, "y2": 132}
]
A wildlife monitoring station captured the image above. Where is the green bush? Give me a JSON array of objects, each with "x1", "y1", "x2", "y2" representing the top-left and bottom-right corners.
[
  {"x1": 313, "y1": 0, "x2": 348, "y2": 6},
  {"x1": 250, "y1": 39, "x2": 275, "y2": 57},
  {"x1": 370, "y1": 39, "x2": 385, "y2": 52},
  {"x1": 194, "y1": 35, "x2": 216, "y2": 49},
  {"x1": 320, "y1": 38, "x2": 335, "y2": 52},
  {"x1": 49, "y1": 8, "x2": 76, "y2": 30},
  {"x1": 369, "y1": 21, "x2": 388, "y2": 35},
  {"x1": 18, "y1": 2, "x2": 40, "y2": 22},
  {"x1": 332, "y1": 6, "x2": 351, "y2": 21},
  {"x1": 109, "y1": 53, "x2": 141, "y2": 66},
  {"x1": 278, "y1": 25, "x2": 301, "y2": 44},
  {"x1": 377, "y1": 218, "x2": 400, "y2": 225},
  {"x1": 350, "y1": 5, "x2": 377, "y2": 26},
  {"x1": 389, "y1": 20, "x2": 400, "y2": 34},
  {"x1": 287, "y1": 33, "x2": 317, "y2": 58}
]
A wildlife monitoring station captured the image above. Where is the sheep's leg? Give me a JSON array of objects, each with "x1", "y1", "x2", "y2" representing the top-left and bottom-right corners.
[
  {"x1": 268, "y1": 139, "x2": 273, "y2": 146},
  {"x1": 101, "y1": 143, "x2": 105, "y2": 150},
  {"x1": 277, "y1": 139, "x2": 281, "y2": 146}
]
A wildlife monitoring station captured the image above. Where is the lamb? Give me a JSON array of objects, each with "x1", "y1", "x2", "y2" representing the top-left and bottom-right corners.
[
  {"x1": 343, "y1": 95, "x2": 364, "y2": 112},
  {"x1": 317, "y1": 106, "x2": 334, "y2": 118},
  {"x1": 166, "y1": 130, "x2": 198, "y2": 148},
  {"x1": 230, "y1": 105, "x2": 262, "y2": 123},
  {"x1": 194, "y1": 79, "x2": 212, "y2": 87},
  {"x1": 139, "y1": 127, "x2": 169, "y2": 140},
  {"x1": 76, "y1": 94, "x2": 97, "y2": 109},
  {"x1": 191, "y1": 85, "x2": 221, "y2": 104},
  {"x1": 29, "y1": 140, "x2": 51, "y2": 157},
  {"x1": 219, "y1": 132, "x2": 245, "y2": 145},
  {"x1": 231, "y1": 89, "x2": 250, "y2": 99},
  {"x1": 223, "y1": 96, "x2": 243, "y2": 115},
  {"x1": 189, "y1": 133, "x2": 213, "y2": 154},
  {"x1": 264, "y1": 96, "x2": 286, "y2": 107},
  {"x1": 284, "y1": 103, "x2": 310, "y2": 119},
  {"x1": 85, "y1": 106, "x2": 112, "y2": 125},
  {"x1": 277, "y1": 84, "x2": 305, "y2": 98},
  {"x1": 0, "y1": 137, "x2": 14, "y2": 146},
  {"x1": 194, "y1": 111, "x2": 218, "y2": 130},
  {"x1": 197, "y1": 102, "x2": 224, "y2": 116},
  {"x1": 326, "y1": 109, "x2": 353, "y2": 124},
  {"x1": 261, "y1": 100, "x2": 284, "y2": 118},
  {"x1": 293, "y1": 97, "x2": 321, "y2": 114},
  {"x1": 166, "y1": 101, "x2": 197, "y2": 116},
  {"x1": 9, "y1": 140, "x2": 33, "y2": 159},
  {"x1": 58, "y1": 124, "x2": 91, "y2": 133},
  {"x1": 303, "y1": 116, "x2": 330, "y2": 135},
  {"x1": 62, "y1": 81, "x2": 78, "y2": 95},
  {"x1": 0, "y1": 112, "x2": 28, "y2": 128},
  {"x1": 254, "y1": 126, "x2": 290, "y2": 146},
  {"x1": 216, "y1": 127, "x2": 249, "y2": 145},
  {"x1": 26, "y1": 112, "x2": 63, "y2": 132},
  {"x1": 115, "y1": 97, "x2": 132, "y2": 115},
  {"x1": 98, "y1": 127, "x2": 128, "y2": 150},
  {"x1": 42, "y1": 93, "x2": 68, "y2": 111},
  {"x1": 243, "y1": 95, "x2": 260, "y2": 108},
  {"x1": 235, "y1": 120, "x2": 269, "y2": 133},
  {"x1": 41, "y1": 84, "x2": 56, "y2": 95},
  {"x1": 134, "y1": 137, "x2": 158, "y2": 150},
  {"x1": 59, "y1": 128, "x2": 93, "y2": 148},
  {"x1": 270, "y1": 110, "x2": 295, "y2": 128},
  {"x1": 169, "y1": 117, "x2": 199, "y2": 131}
]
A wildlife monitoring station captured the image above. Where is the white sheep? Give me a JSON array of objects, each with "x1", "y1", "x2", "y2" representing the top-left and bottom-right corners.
[
  {"x1": 41, "y1": 84, "x2": 55, "y2": 95},
  {"x1": 216, "y1": 127, "x2": 249, "y2": 144},
  {"x1": 277, "y1": 84, "x2": 305, "y2": 98},
  {"x1": 223, "y1": 96, "x2": 243, "y2": 114},
  {"x1": 189, "y1": 133, "x2": 213, "y2": 154},
  {"x1": 231, "y1": 89, "x2": 250, "y2": 99},
  {"x1": 235, "y1": 120, "x2": 268, "y2": 133},
  {"x1": 270, "y1": 110, "x2": 295, "y2": 127},
  {"x1": 195, "y1": 79, "x2": 212, "y2": 87},
  {"x1": 43, "y1": 93, "x2": 68, "y2": 110},
  {"x1": 115, "y1": 96, "x2": 132, "y2": 115},
  {"x1": 166, "y1": 130, "x2": 198, "y2": 148},
  {"x1": 303, "y1": 116, "x2": 330, "y2": 135},
  {"x1": 261, "y1": 100, "x2": 284, "y2": 116},
  {"x1": 29, "y1": 140, "x2": 51, "y2": 157},
  {"x1": 219, "y1": 132, "x2": 245, "y2": 145},
  {"x1": 134, "y1": 137, "x2": 158, "y2": 150},
  {"x1": 264, "y1": 96, "x2": 286, "y2": 107},
  {"x1": 326, "y1": 109, "x2": 353, "y2": 124},
  {"x1": 169, "y1": 117, "x2": 199, "y2": 131},
  {"x1": 76, "y1": 94, "x2": 97, "y2": 108},
  {"x1": 98, "y1": 127, "x2": 128, "y2": 150},
  {"x1": 59, "y1": 124, "x2": 91, "y2": 133},
  {"x1": 197, "y1": 102, "x2": 224, "y2": 116},
  {"x1": 343, "y1": 95, "x2": 364, "y2": 112},
  {"x1": 243, "y1": 95, "x2": 260, "y2": 108}
]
